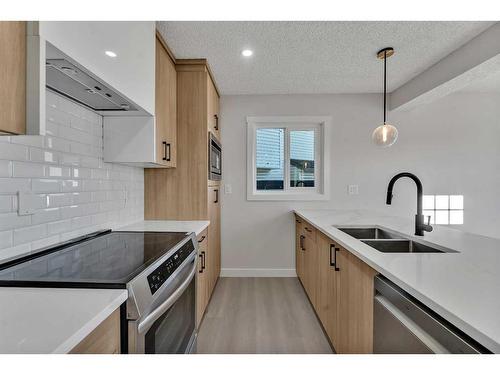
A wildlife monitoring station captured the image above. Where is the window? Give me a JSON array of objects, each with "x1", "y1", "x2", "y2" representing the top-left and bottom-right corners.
[
  {"x1": 423, "y1": 195, "x2": 464, "y2": 225},
  {"x1": 247, "y1": 116, "x2": 330, "y2": 200}
]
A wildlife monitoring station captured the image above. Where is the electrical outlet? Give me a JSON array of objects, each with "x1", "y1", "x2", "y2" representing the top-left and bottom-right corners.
[
  {"x1": 17, "y1": 191, "x2": 36, "y2": 216},
  {"x1": 348, "y1": 185, "x2": 359, "y2": 195},
  {"x1": 225, "y1": 184, "x2": 232, "y2": 194}
]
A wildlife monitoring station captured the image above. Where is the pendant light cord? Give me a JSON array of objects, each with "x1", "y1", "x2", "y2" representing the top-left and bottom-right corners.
[{"x1": 383, "y1": 49, "x2": 387, "y2": 124}]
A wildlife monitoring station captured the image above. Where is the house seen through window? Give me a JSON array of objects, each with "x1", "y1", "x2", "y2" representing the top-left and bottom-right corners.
[{"x1": 255, "y1": 128, "x2": 316, "y2": 191}]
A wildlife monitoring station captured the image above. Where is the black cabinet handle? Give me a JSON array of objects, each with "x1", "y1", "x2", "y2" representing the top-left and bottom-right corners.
[
  {"x1": 214, "y1": 189, "x2": 219, "y2": 203},
  {"x1": 305, "y1": 227, "x2": 312, "y2": 233},
  {"x1": 201, "y1": 251, "x2": 206, "y2": 270},
  {"x1": 198, "y1": 253, "x2": 204, "y2": 273},
  {"x1": 162, "y1": 142, "x2": 171, "y2": 162},
  {"x1": 214, "y1": 114, "x2": 219, "y2": 130},
  {"x1": 334, "y1": 248, "x2": 340, "y2": 271},
  {"x1": 299, "y1": 235, "x2": 305, "y2": 251},
  {"x1": 162, "y1": 141, "x2": 171, "y2": 162},
  {"x1": 197, "y1": 235, "x2": 206, "y2": 243},
  {"x1": 330, "y1": 244, "x2": 335, "y2": 267}
]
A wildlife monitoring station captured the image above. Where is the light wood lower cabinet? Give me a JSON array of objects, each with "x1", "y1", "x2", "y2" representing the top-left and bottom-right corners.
[
  {"x1": 196, "y1": 229, "x2": 209, "y2": 327},
  {"x1": 295, "y1": 218, "x2": 305, "y2": 280},
  {"x1": 295, "y1": 215, "x2": 377, "y2": 353},
  {"x1": 70, "y1": 308, "x2": 120, "y2": 354}
]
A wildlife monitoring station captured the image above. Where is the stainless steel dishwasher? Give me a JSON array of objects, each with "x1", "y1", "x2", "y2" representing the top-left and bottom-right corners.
[{"x1": 373, "y1": 275, "x2": 489, "y2": 354}]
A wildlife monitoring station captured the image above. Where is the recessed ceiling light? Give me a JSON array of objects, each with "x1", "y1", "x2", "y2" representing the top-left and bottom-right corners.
[
  {"x1": 105, "y1": 50, "x2": 117, "y2": 58},
  {"x1": 241, "y1": 49, "x2": 253, "y2": 57}
]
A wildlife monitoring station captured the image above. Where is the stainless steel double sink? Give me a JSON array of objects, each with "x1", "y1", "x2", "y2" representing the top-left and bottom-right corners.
[{"x1": 335, "y1": 226, "x2": 458, "y2": 253}]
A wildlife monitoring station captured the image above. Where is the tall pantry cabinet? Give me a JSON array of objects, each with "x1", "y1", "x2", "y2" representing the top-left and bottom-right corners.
[{"x1": 144, "y1": 59, "x2": 221, "y2": 327}]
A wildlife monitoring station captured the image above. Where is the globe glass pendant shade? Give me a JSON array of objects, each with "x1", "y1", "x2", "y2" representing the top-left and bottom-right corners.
[{"x1": 372, "y1": 123, "x2": 398, "y2": 147}]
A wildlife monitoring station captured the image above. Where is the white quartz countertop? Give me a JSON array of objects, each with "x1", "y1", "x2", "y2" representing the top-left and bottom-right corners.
[
  {"x1": 0, "y1": 288, "x2": 127, "y2": 354},
  {"x1": 294, "y1": 209, "x2": 500, "y2": 353},
  {"x1": 117, "y1": 220, "x2": 210, "y2": 236}
]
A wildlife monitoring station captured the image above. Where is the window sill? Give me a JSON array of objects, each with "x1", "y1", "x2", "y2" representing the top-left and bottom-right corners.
[{"x1": 247, "y1": 191, "x2": 330, "y2": 201}]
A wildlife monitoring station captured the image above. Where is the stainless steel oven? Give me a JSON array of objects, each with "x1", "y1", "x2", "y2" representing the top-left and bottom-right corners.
[
  {"x1": 127, "y1": 235, "x2": 198, "y2": 354},
  {"x1": 209, "y1": 132, "x2": 222, "y2": 181}
]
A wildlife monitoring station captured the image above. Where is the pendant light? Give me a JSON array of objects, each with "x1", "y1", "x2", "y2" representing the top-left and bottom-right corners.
[{"x1": 372, "y1": 47, "x2": 398, "y2": 147}]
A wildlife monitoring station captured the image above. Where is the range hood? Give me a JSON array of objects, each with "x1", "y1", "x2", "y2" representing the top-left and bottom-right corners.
[{"x1": 45, "y1": 45, "x2": 138, "y2": 113}]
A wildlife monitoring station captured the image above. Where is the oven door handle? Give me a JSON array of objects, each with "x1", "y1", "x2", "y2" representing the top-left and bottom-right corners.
[{"x1": 137, "y1": 256, "x2": 197, "y2": 335}]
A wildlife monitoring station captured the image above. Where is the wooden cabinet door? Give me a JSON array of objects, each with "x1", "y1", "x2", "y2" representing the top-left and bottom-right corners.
[
  {"x1": 336, "y1": 246, "x2": 377, "y2": 354},
  {"x1": 207, "y1": 186, "x2": 221, "y2": 294},
  {"x1": 316, "y1": 233, "x2": 340, "y2": 349},
  {"x1": 196, "y1": 229, "x2": 209, "y2": 327},
  {"x1": 0, "y1": 21, "x2": 26, "y2": 135},
  {"x1": 70, "y1": 309, "x2": 120, "y2": 354},
  {"x1": 295, "y1": 217, "x2": 305, "y2": 280},
  {"x1": 302, "y1": 231, "x2": 318, "y2": 307},
  {"x1": 155, "y1": 35, "x2": 177, "y2": 167},
  {"x1": 207, "y1": 75, "x2": 220, "y2": 138}
]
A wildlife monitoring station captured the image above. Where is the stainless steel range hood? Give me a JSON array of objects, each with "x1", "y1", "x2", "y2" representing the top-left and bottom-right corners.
[{"x1": 45, "y1": 44, "x2": 138, "y2": 113}]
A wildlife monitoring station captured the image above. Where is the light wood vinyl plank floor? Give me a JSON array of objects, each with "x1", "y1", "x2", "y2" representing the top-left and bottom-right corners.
[{"x1": 197, "y1": 277, "x2": 333, "y2": 354}]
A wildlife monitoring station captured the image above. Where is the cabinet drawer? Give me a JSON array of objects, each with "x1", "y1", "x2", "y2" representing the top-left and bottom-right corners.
[
  {"x1": 303, "y1": 223, "x2": 317, "y2": 242},
  {"x1": 197, "y1": 229, "x2": 208, "y2": 252}
]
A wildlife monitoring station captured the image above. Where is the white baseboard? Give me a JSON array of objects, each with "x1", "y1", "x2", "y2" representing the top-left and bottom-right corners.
[{"x1": 220, "y1": 268, "x2": 297, "y2": 277}]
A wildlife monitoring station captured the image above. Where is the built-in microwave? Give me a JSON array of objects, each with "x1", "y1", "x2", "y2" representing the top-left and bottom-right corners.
[{"x1": 209, "y1": 132, "x2": 222, "y2": 181}]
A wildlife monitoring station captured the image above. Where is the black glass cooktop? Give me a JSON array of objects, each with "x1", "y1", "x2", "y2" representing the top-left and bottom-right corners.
[{"x1": 0, "y1": 231, "x2": 188, "y2": 288}]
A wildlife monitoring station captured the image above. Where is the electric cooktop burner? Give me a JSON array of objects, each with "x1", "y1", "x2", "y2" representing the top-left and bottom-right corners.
[{"x1": 0, "y1": 231, "x2": 189, "y2": 288}]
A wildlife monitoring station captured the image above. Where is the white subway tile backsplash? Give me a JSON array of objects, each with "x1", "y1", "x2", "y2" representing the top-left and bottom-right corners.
[
  {"x1": 45, "y1": 136, "x2": 71, "y2": 152},
  {"x1": 0, "y1": 231, "x2": 13, "y2": 249},
  {"x1": 47, "y1": 193, "x2": 72, "y2": 208},
  {"x1": 0, "y1": 143, "x2": 29, "y2": 161},
  {"x1": 32, "y1": 208, "x2": 61, "y2": 225},
  {"x1": 0, "y1": 213, "x2": 31, "y2": 231},
  {"x1": 47, "y1": 219, "x2": 72, "y2": 235},
  {"x1": 71, "y1": 192, "x2": 92, "y2": 205},
  {"x1": 59, "y1": 152, "x2": 80, "y2": 166},
  {"x1": 30, "y1": 148, "x2": 58, "y2": 164},
  {"x1": 61, "y1": 179, "x2": 82, "y2": 192},
  {"x1": 0, "y1": 91, "x2": 143, "y2": 264},
  {"x1": 11, "y1": 136, "x2": 45, "y2": 148},
  {"x1": 0, "y1": 160, "x2": 12, "y2": 177},
  {"x1": 13, "y1": 224, "x2": 47, "y2": 246},
  {"x1": 32, "y1": 178, "x2": 62, "y2": 193},
  {"x1": 0, "y1": 196, "x2": 13, "y2": 213},
  {"x1": 12, "y1": 161, "x2": 46, "y2": 178},
  {"x1": 0, "y1": 178, "x2": 31, "y2": 193}
]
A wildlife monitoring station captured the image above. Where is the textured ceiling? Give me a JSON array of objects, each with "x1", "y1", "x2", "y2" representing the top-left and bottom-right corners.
[{"x1": 156, "y1": 21, "x2": 494, "y2": 95}]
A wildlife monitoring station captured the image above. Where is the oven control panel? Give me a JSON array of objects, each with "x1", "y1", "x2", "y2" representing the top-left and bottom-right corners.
[{"x1": 147, "y1": 240, "x2": 195, "y2": 294}]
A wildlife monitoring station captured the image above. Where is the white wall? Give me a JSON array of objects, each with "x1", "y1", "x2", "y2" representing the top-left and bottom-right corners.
[
  {"x1": 220, "y1": 92, "x2": 500, "y2": 275},
  {"x1": 0, "y1": 90, "x2": 144, "y2": 263}
]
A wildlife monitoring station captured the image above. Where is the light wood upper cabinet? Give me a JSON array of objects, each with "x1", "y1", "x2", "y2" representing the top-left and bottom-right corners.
[
  {"x1": 207, "y1": 74, "x2": 220, "y2": 138},
  {"x1": 155, "y1": 35, "x2": 177, "y2": 167},
  {"x1": 0, "y1": 21, "x2": 26, "y2": 135},
  {"x1": 104, "y1": 31, "x2": 177, "y2": 167}
]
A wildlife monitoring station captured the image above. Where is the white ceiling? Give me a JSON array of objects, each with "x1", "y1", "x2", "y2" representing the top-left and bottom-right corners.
[{"x1": 156, "y1": 21, "x2": 494, "y2": 95}]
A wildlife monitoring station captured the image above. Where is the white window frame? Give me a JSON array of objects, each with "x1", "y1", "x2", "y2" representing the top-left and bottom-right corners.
[{"x1": 246, "y1": 116, "x2": 330, "y2": 201}]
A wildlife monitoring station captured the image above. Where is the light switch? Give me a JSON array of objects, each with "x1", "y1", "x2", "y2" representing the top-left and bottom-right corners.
[
  {"x1": 18, "y1": 191, "x2": 36, "y2": 216},
  {"x1": 348, "y1": 185, "x2": 359, "y2": 195},
  {"x1": 225, "y1": 184, "x2": 232, "y2": 194}
]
